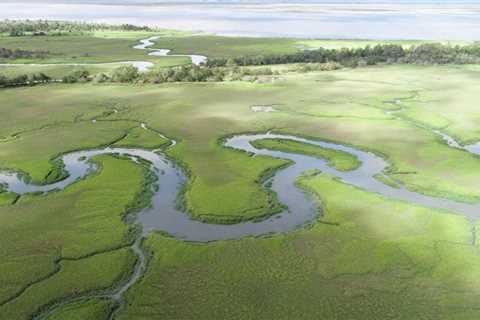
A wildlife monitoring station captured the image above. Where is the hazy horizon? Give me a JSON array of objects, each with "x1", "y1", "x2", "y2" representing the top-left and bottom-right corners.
[
  {"x1": 2, "y1": 0, "x2": 480, "y2": 40},
  {"x1": 5, "y1": 0, "x2": 480, "y2": 3}
]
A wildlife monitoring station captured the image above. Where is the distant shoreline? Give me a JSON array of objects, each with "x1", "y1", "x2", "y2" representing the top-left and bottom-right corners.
[
  {"x1": 2, "y1": 2, "x2": 480, "y2": 40},
  {"x1": 6, "y1": 1, "x2": 480, "y2": 4}
]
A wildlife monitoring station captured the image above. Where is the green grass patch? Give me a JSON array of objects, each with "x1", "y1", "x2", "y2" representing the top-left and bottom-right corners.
[
  {"x1": 0, "y1": 248, "x2": 135, "y2": 320},
  {"x1": 171, "y1": 141, "x2": 289, "y2": 224},
  {"x1": 0, "y1": 120, "x2": 135, "y2": 184},
  {"x1": 152, "y1": 35, "x2": 299, "y2": 58},
  {"x1": 251, "y1": 138, "x2": 360, "y2": 171},
  {"x1": 0, "y1": 192, "x2": 17, "y2": 206},
  {"x1": 46, "y1": 298, "x2": 114, "y2": 320},
  {"x1": 374, "y1": 173, "x2": 401, "y2": 189},
  {"x1": 112, "y1": 126, "x2": 171, "y2": 149}
]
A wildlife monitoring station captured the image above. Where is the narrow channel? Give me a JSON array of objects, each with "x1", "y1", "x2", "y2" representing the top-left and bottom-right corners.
[
  {"x1": 133, "y1": 36, "x2": 207, "y2": 66},
  {"x1": 0, "y1": 36, "x2": 207, "y2": 73}
]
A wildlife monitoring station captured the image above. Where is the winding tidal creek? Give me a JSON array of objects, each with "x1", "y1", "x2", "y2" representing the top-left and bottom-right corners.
[
  {"x1": 2, "y1": 125, "x2": 480, "y2": 318},
  {"x1": 133, "y1": 36, "x2": 207, "y2": 66},
  {"x1": 0, "y1": 36, "x2": 207, "y2": 73}
]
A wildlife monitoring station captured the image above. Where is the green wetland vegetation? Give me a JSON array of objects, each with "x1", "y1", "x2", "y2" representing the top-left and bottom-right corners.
[
  {"x1": 4, "y1": 22, "x2": 480, "y2": 319},
  {"x1": 251, "y1": 138, "x2": 361, "y2": 171},
  {"x1": 121, "y1": 173, "x2": 477, "y2": 319}
]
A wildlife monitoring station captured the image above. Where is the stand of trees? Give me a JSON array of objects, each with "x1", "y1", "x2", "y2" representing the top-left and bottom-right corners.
[
  {"x1": 142, "y1": 65, "x2": 224, "y2": 83},
  {"x1": 0, "y1": 20, "x2": 154, "y2": 37},
  {"x1": 62, "y1": 70, "x2": 90, "y2": 83},
  {"x1": 207, "y1": 43, "x2": 480, "y2": 67},
  {"x1": 0, "y1": 73, "x2": 52, "y2": 88},
  {"x1": 105, "y1": 65, "x2": 279, "y2": 84}
]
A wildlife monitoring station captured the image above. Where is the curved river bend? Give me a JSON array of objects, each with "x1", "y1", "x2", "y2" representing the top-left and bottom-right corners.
[
  {"x1": 2, "y1": 129, "x2": 480, "y2": 318},
  {"x1": 133, "y1": 36, "x2": 207, "y2": 66},
  {"x1": 4, "y1": 131, "x2": 478, "y2": 238}
]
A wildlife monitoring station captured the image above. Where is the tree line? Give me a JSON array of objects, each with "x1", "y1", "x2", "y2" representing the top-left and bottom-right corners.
[
  {"x1": 0, "y1": 64, "x2": 281, "y2": 88},
  {"x1": 63, "y1": 65, "x2": 226, "y2": 84},
  {"x1": 61, "y1": 65, "x2": 283, "y2": 84},
  {"x1": 207, "y1": 43, "x2": 480, "y2": 67},
  {"x1": 0, "y1": 20, "x2": 154, "y2": 37}
]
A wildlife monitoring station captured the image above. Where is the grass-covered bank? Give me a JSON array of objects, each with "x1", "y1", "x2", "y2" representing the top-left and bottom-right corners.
[
  {"x1": 251, "y1": 138, "x2": 360, "y2": 171},
  {"x1": 0, "y1": 120, "x2": 136, "y2": 184},
  {"x1": 170, "y1": 138, "x2": 289, "y2": 224}
]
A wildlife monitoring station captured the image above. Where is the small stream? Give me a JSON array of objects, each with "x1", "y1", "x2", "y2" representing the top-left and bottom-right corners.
[
  {"x1": 133, "y1": 36, "x2": 207, "y2": 66},
  {"x1": 0, "y1": 35, "x2": 206, "y2": 73}
]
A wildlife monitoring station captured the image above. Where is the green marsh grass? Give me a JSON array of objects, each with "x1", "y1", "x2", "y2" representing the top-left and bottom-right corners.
[
  {"x1": 251, "y1": 138, "x2": 361, "y2": 171},
  {"x1": 118, "y1": 172, "x2": 478, "y2": 319},
  {"x1": 46, "y1": 298, "x2": 114, "y2": 320},
  {"x1": 112, "y1": 126, "x2": 170, "y2": 150},
  {"x1": 4, "y1": 65, "x2": 480, "y2": 218},
  {"x1": 0, "y1": 35, "x2": 188, "y2": 66},
  {"x1": 4, "y1": 61, "x2": 480, "y2": 318},
  {"x1": 0, "y1": 156, "x2": 147, "y2": 319}
]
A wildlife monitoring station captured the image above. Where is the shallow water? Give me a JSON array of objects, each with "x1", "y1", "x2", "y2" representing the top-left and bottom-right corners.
[
  {"x1": 134, "y1": 36, "x2": 207, "y2": 66},
  {"x1": 4, "y1": 130, "x2": 480, "y2": 243},
  {"x1": 2, "y1": 1, "x2": 480, "y2": 40}
]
